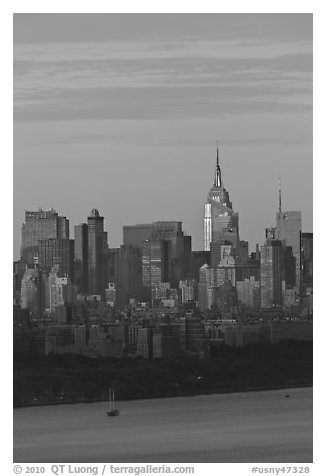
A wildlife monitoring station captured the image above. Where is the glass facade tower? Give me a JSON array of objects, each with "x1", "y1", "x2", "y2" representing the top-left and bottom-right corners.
[
  {"x1": 276, "y1": 211, "x2": 302, "y2": 288},
  {"x1": 87, "y1": 209, "x2": 108, "y2": 296}
]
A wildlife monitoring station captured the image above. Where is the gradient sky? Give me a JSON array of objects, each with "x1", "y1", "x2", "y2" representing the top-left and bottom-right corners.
[{"x1": 13, "y1": 13, "x2": 312, "y2": 258}]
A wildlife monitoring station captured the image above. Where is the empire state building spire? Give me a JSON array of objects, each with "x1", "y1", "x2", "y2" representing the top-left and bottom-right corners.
[
  {"x1": 204, "y1": 141, "x2": 239, "y2": 253},
  {"x1": 278, "y1": 175, "x2": 282, "y2": 213},
  {"x1": 214, "y1": 141, "x2": 222, "y2": 187}
]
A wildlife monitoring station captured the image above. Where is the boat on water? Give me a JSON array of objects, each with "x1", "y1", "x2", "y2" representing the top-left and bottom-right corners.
[{"x1": 106, "y1": 388, "x2": 119, "y2": 417}]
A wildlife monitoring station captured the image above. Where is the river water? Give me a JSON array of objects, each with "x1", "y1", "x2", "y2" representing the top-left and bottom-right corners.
[{"x1": 13, "y1": 387, "x2": 312, "y2": 463}]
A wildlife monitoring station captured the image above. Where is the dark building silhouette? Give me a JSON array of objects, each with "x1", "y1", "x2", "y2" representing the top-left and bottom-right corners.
[
  {"x1": 260, "y1": 239, "x2": 283, "y2": 309},
  {"x1": 179, "y1": 314, "x2": 207, "y2": 355},
  {"x1": 153, "y1": 324, "x2": 180, "y2": 359},
  {"x1": 38, "y1": 238, "x2": 74, "y2": 281},
  {"x1": 151, "y1": 221, "x2": 191, "y2": 286},
  {"x1": 74, "y1": 223, "x2": 88, "y2": 293},
  {"x1": 282, "y1": 245, "x2": 296, "y2": 289},
  {"x1": 216, "y1": 281, "x2": 238, "y2": 313},
  {"x1": 107, "y1": 248, "x2": 120, "y2": 286},
  {"x1": 123, "y1": 224, "x2": 153, "y2": 248},
  {"x1": 301, "y1": 232, "x2": 313, "y2": 288},
  {"x1": 142, "y1": 239, "x2": 170, "y2": 297},
  {"x1": 125, "y1": 221, "x2": 192, "y2": 292},
  {"x1": 238, "y1": 240, "x2": 249, "y2": 263},
  {"x1": 190, "y1": 251, "x2": 210, "y2": 282},
  {"x1": 276, "y1": 210, "x2": 302, "y2": 288},
  {"x1": 118, "y1": 245, "x2": 143, "y2": 306},
  {"x1": 87, "y1": 209, "x2": 108, "y2": 296},
  {"x1": 235, "y1": 261, "x2": 260, "y2": 282}
]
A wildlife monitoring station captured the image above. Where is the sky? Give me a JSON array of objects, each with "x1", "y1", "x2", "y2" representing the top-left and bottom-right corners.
[{"x1": 13, "y1": 13, "x2": 313, "y2": 258}]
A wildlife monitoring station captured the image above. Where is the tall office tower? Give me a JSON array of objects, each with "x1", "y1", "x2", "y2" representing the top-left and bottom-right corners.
[
  {"x1": 282, "y1": 245, "x2": 296, "y2": 289},
  {"x1": 172, "y1": 234, "x2": 192, "y2": 283},
  {"x1": 107, "y1": 248, "x2": 120, "y2": 285},
  {"x1": 260, "y1": 239, "x2": 283, "y2": 309},
  {"x1": 151, "y1": 221, "x2": 191, "y2": 285},
  {"x1": 74, "y1": 224, "x2": 88, "y2": 294},
  {"x1": 87, "y1": 209, "x2": 108, "y2": 297},
  {"x1": 238, "y1": 241, "x2": 249, "y2": 264},
  {"x1": 190, "y1": 251, "x2": 210, "y2": 282},
  {"x1": 142, "y1": 239, "x2": 169, "y2": 290},
  {"x1": 21, "y1": 208, "x2": 69, "y2": 265},
  {"x1": 276, "y1": 211, "x2": 302, "y2": 289},
  {"x1": 118, "y1": 245, "x2": 143, "y2": 306},
  {"x1": 124, "y1": 221, "x2": 191, "y2": 286},
  {"x1": 183, "y1": 235, "x2": 192, "y2": 278},
  {"x1": 198, "y1": 263, "x2": 215, "y2": 311},
  {"x1": 38, "y1": 238, "x2": 75, "y2": 281},
  {"x1": 204, "y1": 144, "x2": 239, "y2": 256},
  {"x1": 123, "y1": 224, "x2": 153, "y2": 248},
  {"x1": 301, "y1": 232, "x2": 313, "y2": 288}
]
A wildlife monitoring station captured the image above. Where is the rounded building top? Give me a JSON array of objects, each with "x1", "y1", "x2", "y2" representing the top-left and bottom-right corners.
[{"x1": 90, "y1": 208, "x2": 100, "y2": 217}]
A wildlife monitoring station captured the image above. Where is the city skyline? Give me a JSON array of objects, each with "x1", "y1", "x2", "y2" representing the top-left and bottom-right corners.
[
  {"x1": 13, "y1": 13, "x2": 312, "y2": 258},
  {"x1": 12, "y1": 12, "x2": 314, "y2": 466}
]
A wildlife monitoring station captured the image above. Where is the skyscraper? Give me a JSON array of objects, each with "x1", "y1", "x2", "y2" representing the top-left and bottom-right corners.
[
  {"x1": 275, "y1": 180, "x2": 302, "y2": 289},
  {"x1": 74, "y1": 223, "x2": 88, "y2": 294},
  {"x1": 21, "y1": 208, "x2": 69, "y2": 265},
  {"x1": 87, "y1": 209, "x2": 108, "y2": 296},
  {"x1": 151, "y1": 221, "x2": 191, "y2": 285},
  {"x1": 276, "y1": 211, "x2": 302, "y2": 289},
  {"x1": 204, "y1": 144, "x2": 239, "y2": 256},
  {"x1": 142, "y1": 239, "x2": 169, "y2": 298},
  {"x1": 123, "y1": 224, "x2": 153, "y2": 248},
  {"x1": 38, "y1": 238, "x2": 75, "y2": 281},
  {"x1": 190, "y1": 250, "x2": 210, "y2": 282},
  {"x1": 118, "y1": 245, "x2": 143, "y2": 306},
  {"x1": 301, "y1": 232, "x2": 313, "y2": 288},
  {"x1": 125, "y1": 221, "x2": 191, "y2": 288},
  {"x1": 260, "y1": 238, "x2": 283, "y2": 309}
]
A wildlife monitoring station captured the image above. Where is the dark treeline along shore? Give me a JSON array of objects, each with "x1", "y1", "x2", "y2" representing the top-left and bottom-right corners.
[{"x1": 14, "y1": 340, "x2": 312, "y2": 408}]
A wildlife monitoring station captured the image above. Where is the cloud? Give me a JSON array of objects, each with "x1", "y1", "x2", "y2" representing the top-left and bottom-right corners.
[{"x1": 14, "y1": 37, "x2": 312, "y2": 123}]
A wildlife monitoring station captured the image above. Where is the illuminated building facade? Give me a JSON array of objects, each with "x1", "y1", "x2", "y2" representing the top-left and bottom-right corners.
[
  {"x1": 204, "y1": 144, "x2": 239, "y2": 254},
  {"x1": 142, "y1": 239, "x2": 169, "y2": 288}
]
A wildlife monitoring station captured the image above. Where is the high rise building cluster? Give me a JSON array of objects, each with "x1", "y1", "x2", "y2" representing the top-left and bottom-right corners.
[{"x1": 13, "y1": 142, "x2": 313, "y2": 358}]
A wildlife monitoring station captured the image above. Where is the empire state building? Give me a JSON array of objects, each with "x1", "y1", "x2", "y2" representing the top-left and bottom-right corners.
[{"x1": 204, "y1": 144, "x2": 239, "y2": 254}]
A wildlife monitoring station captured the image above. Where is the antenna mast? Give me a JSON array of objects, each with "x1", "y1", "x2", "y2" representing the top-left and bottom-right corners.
[
  {"x1": 278, "y1": 175, "x2": 282, "y2": 213},
  {"x1": 214, "y1": 140, "x2": 222, "y2": 187}
]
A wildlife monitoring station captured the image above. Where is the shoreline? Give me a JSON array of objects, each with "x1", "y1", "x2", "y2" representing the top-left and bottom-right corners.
[{"x1": 14, "y1": 381, "x2": 313, "y2": 409}]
